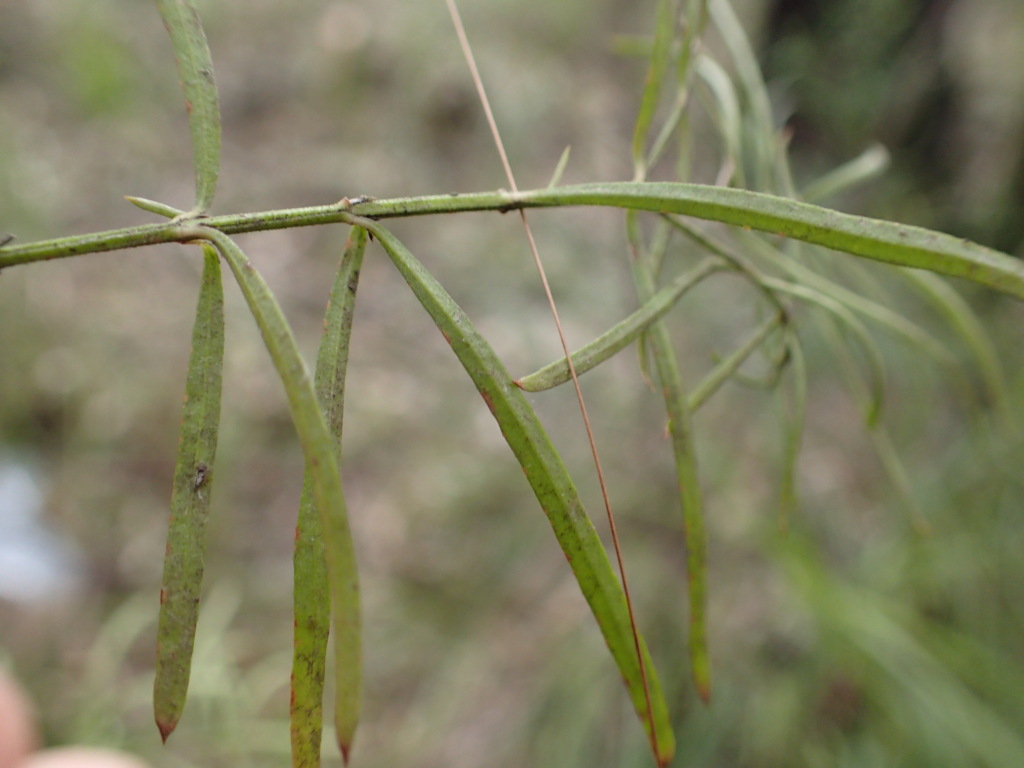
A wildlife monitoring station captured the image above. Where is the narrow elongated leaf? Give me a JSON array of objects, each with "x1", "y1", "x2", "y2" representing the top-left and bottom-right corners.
[
  {"x1": 708, "y1": 0, "x2": 789, "y2": 194},
  {"x1": 722, "y1": 227, "x2": 957, "y2": 366},
  {"x1": 820, "y1": 321, "x2": 931, "y2": 533},
  {"x1": 354, "y1": 218, "x2": 676, "y2": 766},
  {"x1": 688, "y1": 312, "x2": 784, "y2": 411},
  {"x1": 195, "y1": 228, "x2": 361, "y2": 762},
  {"x1": 154, "y1": 244, "x2": 224, "y2": 741},
  {"x1": 546, "y1": 146, "x2": 572, "y2": 189},
  {"x1": 125, "y1": 195, "x2": 186, "y2": 219},
  {"x1": 631, "y1": 0, "x2": 678, "y2": 175},
  {"x1": 644, "y1": 0, "x2": 705, "y2": 174},
  {"x1": 777, "y1": 331, "x2": 807, "y2": 530},
  {"x1": 762, "y1": 277, "x2": 888, "y2": 426},
  {"x1": 292, "y1": 227, "x2": 368, "y2": 768},
  {"x1": 155, "y1": 0, "x2": 221, "y2": 214},
  {"x1": 515, "y1": 257, "x2": 721, "y2": 391},
  {"x1": 695, "y1": 55, "x2": 745, "y2": 185},
  {"x1": 800, "y1": 144, "x2": 890, "y2": 203},
  {"x1": 901, "y1": 270, "x2": 1008, "y2": 415},
  {"x1": 627, "y1": 219, "x2": 711, "y2": 703}
]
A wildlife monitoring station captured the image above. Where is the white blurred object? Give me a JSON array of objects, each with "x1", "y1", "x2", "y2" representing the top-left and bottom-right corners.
[{"x1": 0, "y1": 461, "x2": 82, "y2": 604}]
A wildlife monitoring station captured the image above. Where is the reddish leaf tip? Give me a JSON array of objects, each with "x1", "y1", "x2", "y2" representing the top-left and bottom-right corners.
[
  {"x1": 696, "y1": 678, "x2": 712, "y2": 705},
  {"x1": 156, "y1": 718, "x2": 176, "y2": 743},
  {"x1": 340, "y1": 741, "x2": 351, "y2": 765}
]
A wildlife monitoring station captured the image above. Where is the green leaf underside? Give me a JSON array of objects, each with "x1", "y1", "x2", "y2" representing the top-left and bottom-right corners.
[
  {"x1": 355, "y1": 218, "x2": 676, "y2": 766},
  {"x1": 154, "y1": 245, "x2": 224, "y2": 741},
  {"x1": 155, "y1": 0, "x2": 221, "y2": 213},
  {"x1": 197, "y1": 228, "x2": 361, "y2": 762},
  {"x1": 292, "y1": 227, "x2": 368, "y2": 768}
]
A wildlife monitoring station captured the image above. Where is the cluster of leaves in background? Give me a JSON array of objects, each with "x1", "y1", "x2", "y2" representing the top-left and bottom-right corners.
[{"x1": 2, "y1": 0, "x2": 1023, "y2": 766}]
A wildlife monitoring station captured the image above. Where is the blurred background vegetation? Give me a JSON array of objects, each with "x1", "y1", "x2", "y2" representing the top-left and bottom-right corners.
[{"x1": 1, "y1": 0, "x2": 1023, "y2": 766}]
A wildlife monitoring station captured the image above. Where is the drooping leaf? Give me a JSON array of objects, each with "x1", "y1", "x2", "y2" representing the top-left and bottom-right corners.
[
  {"x1": 820, "y1": 320, "x2": 931, "y2": 534},
  {"x1": 292, "y1": 226, "x2": 368, "y2": 768},
  {"x1": 720, "y1": 226, "x2": 957, "y2": 367},
  {"x1": 627, "y1": 218, "x2": 711, "y2": 703},
  {"x1": 762, "y1": 277, "x2": 888, "y2": 426},
  {"x1": 695, "y1": 55, "x2": 745, "y2": 184},
  {"x1": 154, "y1": 244, "x2": 224, "y2": 741},
  {"x1": 197, "y1": 228, "x2": 361, "y2": 762},
  {"x1": 902, "y1": 270, "x2": 1008, "y2": 417},
  {"x1": 155, "y1": 0, "x2": 221, "y2": 214},
  {"x1": 356, "y1": 218, "x2": 676, "y2": 766}
]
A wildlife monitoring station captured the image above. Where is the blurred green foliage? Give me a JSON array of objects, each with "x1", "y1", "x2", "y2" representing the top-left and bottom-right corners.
[{"x1": 1, "y1": 1, "x2": 1022, "y2": 767}]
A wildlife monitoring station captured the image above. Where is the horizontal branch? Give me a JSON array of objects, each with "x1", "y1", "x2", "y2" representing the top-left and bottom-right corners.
[{"x1": 3, "y1": 183, "x2": 1023, "y2": 301}]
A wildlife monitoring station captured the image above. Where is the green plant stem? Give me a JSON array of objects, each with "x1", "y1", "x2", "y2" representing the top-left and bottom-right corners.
[{"x1": 4, "y1": 183, "x2": 1024, "y2": 301}]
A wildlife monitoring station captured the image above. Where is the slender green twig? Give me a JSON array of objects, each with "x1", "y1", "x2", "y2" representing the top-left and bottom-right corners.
[
  {"x1": 3, "y1": 183, "x2": 1021, "y2": 303},
  {"x1": 515, "y1": 257, "x2": 723, "y2": 391}
]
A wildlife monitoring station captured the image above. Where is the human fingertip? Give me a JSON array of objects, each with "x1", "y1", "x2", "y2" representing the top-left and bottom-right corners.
[{"x1": 0, "y1": 667, "x2": 39, "y2": 768}]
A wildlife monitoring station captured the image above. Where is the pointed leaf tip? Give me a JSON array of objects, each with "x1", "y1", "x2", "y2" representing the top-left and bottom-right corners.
[
  {"x1": 201, "y1": 229, "x2": 362, "y2": 764},
  {"x1": 156, "y1": 718, "x2": 176, "y2": 744},
  {"x1": 697, "y1": 679, "x2": 712, "y2": 705}
]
